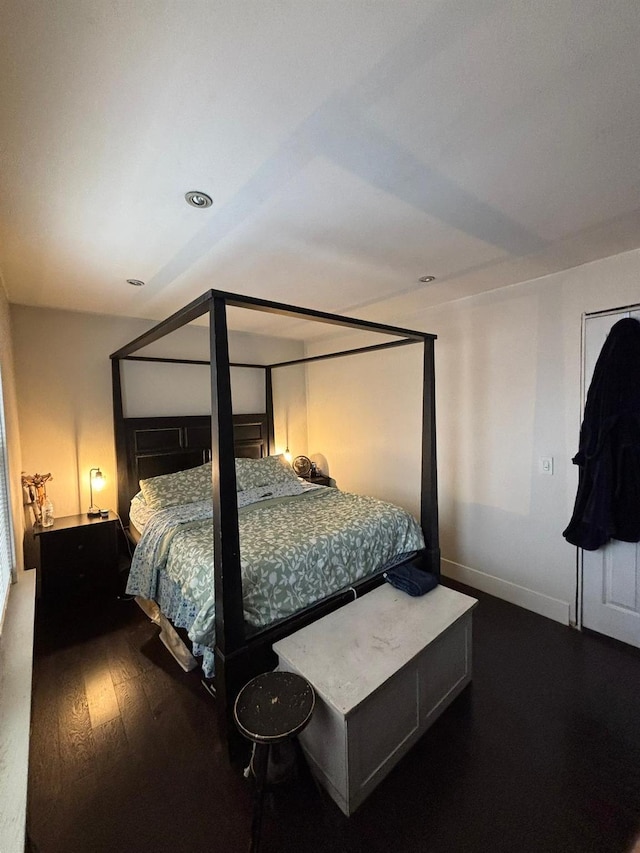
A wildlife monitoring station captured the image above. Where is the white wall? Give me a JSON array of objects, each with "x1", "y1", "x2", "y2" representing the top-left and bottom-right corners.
[
  {"x1": 11, "y1": 307, "x2": 307, "y2": 518},
  {"x1": 307, "y1": 247, "x2": 640, "y2": 625},
  {"x1": 306, "y1": 343, "x2": 424, "y2": 511}
]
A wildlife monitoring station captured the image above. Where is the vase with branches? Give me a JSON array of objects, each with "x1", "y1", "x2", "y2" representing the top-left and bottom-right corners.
[{"x1": 21, "y1": 472, "x2": 53, "y2": 526}]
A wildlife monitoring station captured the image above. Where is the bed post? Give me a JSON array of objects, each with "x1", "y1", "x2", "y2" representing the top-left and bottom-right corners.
[
  {"x1": 265, "y1": 367, "x2": 275, "y2": 454},
  {"x1": 111, "y1": 358, "x2": 130, "y2": 523},
  {"x1": 421, "y1": 337, "x2": 440, "y2": 576},
  {"x1": 209, "y1": 296, "x2": 247, "y2": 754}
]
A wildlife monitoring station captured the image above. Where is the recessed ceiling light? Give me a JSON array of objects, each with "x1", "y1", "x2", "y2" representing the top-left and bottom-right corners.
[
  {"x1": 185, "y1": 191, "x2": 213, "y2": 208},
  {"x1": 419, "y1": 275, "x2": 436, "y2": 283},
  {"x1": 127, "y1": 279, "x2": 145, "y2": 287}
]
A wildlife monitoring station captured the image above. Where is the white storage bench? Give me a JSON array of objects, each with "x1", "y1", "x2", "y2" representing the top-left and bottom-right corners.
[{"x1": 273, "y1": 583, "x2": 477, "y2": 815}]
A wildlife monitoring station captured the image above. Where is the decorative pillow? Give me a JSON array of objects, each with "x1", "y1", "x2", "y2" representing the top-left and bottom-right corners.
[
  {"x1": 139, "y1": 462, "x2": 212, "y2": 510},
  {"x1": 235, "y1": 454, "x2": 299, "y2": 491},
  {"x1": 237, "y1": 478, "x2": 305, "y2": 508}
]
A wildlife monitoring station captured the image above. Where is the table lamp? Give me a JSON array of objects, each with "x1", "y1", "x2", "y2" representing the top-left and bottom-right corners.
[{"x1": 87, "y1": 467, "x2": 105, "y2": 517}]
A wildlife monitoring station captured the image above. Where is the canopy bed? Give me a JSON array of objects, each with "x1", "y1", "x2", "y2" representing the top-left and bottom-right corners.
[{"x1": 110, "y1": 289, "x2": 439, "y2": 754}]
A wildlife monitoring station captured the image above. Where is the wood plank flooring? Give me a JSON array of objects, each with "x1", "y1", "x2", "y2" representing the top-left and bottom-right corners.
[{"x1": 27, "y1": 582, "x2": 640, "y2": 853}]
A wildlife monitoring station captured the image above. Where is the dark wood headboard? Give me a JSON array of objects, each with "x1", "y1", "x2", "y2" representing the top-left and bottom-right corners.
[{"x1": 119, "y1": 412, "x2": 270, "y2": 524}]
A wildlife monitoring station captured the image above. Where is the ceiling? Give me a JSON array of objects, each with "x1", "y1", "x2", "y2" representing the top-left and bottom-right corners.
[{"x1": 1, "y1": 0, "x2": 640, "y2": 340}]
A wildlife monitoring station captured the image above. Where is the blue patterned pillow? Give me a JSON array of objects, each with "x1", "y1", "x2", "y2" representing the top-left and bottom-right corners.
[
  {"x1": 139, "y1": 462, "x2": 211, "y2": 510},
  {"x1": 235, "y1": 455, "x2": 299, "y2": 491}
]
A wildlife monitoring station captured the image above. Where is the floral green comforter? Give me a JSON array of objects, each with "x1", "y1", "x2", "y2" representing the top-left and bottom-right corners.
[{"x1": 128, "y1": 487, "x2": 425, "y2": 649}]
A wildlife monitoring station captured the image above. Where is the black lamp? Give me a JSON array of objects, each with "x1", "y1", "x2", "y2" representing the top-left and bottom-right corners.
[{"x1": 87, "y1": 467, "x2": 105, "y2": 517}]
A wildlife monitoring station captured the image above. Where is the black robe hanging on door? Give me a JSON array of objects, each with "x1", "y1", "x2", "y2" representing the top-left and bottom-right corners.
[{"x1": 563, "y1": 317, "x2": 640, "y2": 551}]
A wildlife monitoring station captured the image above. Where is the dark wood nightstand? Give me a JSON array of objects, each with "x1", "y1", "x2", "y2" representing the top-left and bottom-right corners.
[
  {"x1": 34, "y1": 512, "x2": 120, "y2": 600},
  {"x1": 303, "y1": 474, "x2": 332, "y2": 487}
]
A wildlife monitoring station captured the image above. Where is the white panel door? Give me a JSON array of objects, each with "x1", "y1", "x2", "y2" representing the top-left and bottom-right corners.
[{"x1": 582, "y1": 309, "x2": 640, "y2": 647}]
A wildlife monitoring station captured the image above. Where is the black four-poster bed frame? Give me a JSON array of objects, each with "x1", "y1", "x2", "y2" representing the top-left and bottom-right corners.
[{"x1": 110, "y1": 289, "x2": 439, "y2": 752}]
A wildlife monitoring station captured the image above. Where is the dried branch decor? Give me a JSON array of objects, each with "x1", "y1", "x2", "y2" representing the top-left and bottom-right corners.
[{"x1": 21, "y1": 472, "x2": 53, "y2": 526}]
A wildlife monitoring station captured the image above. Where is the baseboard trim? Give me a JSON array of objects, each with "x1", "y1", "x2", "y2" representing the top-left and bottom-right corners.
[{"x1": 441, "y1": 559, "x2": 571, "y2": 625}]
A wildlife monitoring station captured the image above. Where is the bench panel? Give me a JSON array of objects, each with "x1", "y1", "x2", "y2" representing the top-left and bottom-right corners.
[{"x1": 349, "y1": 665, "x2": 419, "y2": 788}]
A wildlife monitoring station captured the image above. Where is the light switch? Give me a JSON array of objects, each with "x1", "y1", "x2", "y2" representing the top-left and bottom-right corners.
[{"x1": 540, "y1": 457, "x2": 554, "y2": 475}]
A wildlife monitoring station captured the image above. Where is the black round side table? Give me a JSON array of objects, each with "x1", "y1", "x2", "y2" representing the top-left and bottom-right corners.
[{"x1": 234, "y1": 671, "x2": 315, "y2": 853}]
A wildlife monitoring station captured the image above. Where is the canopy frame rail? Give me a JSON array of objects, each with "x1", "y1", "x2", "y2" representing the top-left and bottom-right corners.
[{"x1": 110, "y1": 287, "x2": 439, "y2": 756}]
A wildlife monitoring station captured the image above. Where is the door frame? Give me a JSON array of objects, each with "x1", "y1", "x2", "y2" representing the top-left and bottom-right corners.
[{"x1": 577, "y1": 301, "x2": 640, "y2": 631}]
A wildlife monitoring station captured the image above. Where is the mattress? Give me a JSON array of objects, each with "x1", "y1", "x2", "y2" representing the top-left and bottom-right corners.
[{"x1": 126, "y1": 487, "x2": 425, "y2": 675}]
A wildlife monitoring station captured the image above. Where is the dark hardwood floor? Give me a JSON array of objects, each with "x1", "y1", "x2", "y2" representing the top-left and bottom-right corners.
[{"x1": 27, "y1": 581, "x2": 640, "y2": 853}]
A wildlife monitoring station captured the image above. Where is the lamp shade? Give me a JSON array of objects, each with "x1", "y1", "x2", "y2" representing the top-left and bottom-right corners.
[{"x1": 88, "y1": 468, "x2": 105, "y2": 517}]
